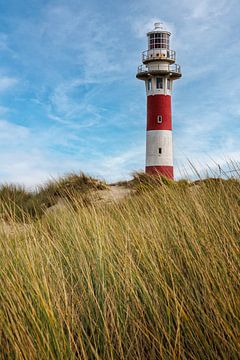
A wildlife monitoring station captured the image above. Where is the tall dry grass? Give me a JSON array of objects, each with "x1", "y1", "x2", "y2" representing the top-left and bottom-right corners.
[
  {"x1": 0, "y1": 175, "x2": 239, "y2": 359},
  {"x1": 0, "y1": 172, "x2": 107, "y2": 222}
]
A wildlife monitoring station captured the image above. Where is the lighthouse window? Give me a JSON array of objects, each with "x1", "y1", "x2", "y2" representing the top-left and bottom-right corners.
[
  {"x1": 167, "y1": 79, "x2": 171, "y2": 90},
  {"x1": 156, "y1": 77, "x2": 164, "y2": 89},
  {"x1": 149, "y1": 34, "x2": 154, "y2": 49},
  {"x1": 149, "y1": 32, "x2": 169, "y2": 49},
  {"x1": 147, "y1": 79, "x2": 152, "y2": 91},
  {"x1": 159, "y1": 148, "x2": 162, "y2": 154},
  {"x1": 157, "y1": 115, "x2": 163, "y2": 123}
]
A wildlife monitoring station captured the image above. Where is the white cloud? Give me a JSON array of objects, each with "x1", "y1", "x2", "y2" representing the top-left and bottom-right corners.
[
  {"x1": 0, "y1": 76, "x2": 18, "y2": 92},
  {"x1": 14, "y1": 4, "x2": 124, "y2": 81},
  {"x1": 0, "y1": 146, "x2": 84, "y2": 188},
  {"x1": 132, "y1": 17, "x2": 175, "y2": 38},
  {"x1": 175, "y1": 153, "x2": 240, "y2": 179},
  {"x1": 0, "y1": 120, "x2": 29, "y2": 142},
  {"x1": 182, "y1": 0, "x2": 231, "y2": 20},
  {"x1": 78, "y1": 145, "x2": 145, "y2": 182},
  {"x1": 47, "y1": 78, "x2": 106, "y2": 129}
]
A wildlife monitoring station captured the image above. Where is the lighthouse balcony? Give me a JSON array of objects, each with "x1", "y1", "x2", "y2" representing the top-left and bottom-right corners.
[
  {"x1": 136, "y1": 64, "x2": 182, "y2": 80},
  {"x1": 142, "y1": 49, "x2": 176, "y2": 64}
]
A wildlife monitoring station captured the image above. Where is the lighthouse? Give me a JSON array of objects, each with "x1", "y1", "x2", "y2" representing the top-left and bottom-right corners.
[{"x1": 136, "y1": 22, "x2": 182, "y2": 179}]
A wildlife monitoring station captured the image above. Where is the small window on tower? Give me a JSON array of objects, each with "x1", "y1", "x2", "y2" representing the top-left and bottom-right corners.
[
  {"x1": 159, "y1": 148, "x2": 162, "y2": 154},
  {"x1": 156, "y1": 77, "x2": 163, "y2": 89},
  {"x1": 147, "y1": 79, "x2": 152, "y2": 91},
  {"x1": 157, "y1": 115, "x2": 163, "y2": 123},
  {"x1": 167, "y1": 78, "x2": 171, "y2": 90}
]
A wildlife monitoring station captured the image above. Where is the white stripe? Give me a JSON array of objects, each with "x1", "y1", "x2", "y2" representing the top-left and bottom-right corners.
[
  {"x1": 146, "y1": 130, "x2": 173, "y2": 166},
  {"x1": 145, "y1": 77, "x2": 172, "y2": 96}
]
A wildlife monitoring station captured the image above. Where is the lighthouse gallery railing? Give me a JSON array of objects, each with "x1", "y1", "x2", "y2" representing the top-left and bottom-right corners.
[
  {"x1": 142, "y1": 49, "x2": 176, "y2": 62},
  {"x1": 137, "y1": 64, "x2": 181, "y2": 75}
]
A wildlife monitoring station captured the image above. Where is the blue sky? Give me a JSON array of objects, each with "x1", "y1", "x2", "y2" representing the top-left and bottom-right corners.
[{"x1": 0, "y1": 0, "x2": 239, "y2": 186}]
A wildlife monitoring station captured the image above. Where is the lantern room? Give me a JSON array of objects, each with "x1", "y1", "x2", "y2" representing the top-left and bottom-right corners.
[{"x1": 147, "y1": 23, "x2": 171, "y2": 50}]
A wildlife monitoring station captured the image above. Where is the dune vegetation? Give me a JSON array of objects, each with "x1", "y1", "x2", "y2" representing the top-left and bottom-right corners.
[
  {"x1": 0, "y1": 170, "x2": 239, "y2": 359},
  {"x1": 0, "y1": 173, "x2": 107, "y2": 222}
]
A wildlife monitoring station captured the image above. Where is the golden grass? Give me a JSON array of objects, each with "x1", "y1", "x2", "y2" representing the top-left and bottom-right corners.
[
  {"x1": 0, "y1": 175, "x2": 239, "y2": 359},
  {"x1": 0, "y1": 173, "x2": 108, "y2": 222}
]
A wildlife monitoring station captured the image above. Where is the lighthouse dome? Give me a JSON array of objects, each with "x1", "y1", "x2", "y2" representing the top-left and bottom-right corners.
[{"x1": 147, "y1": 22, "x2": 171, "y2": 36}]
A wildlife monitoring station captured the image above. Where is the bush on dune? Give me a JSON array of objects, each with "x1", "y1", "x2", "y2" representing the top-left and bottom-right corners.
[{"x1": 37, "y1": 172, "x2": 108, "y2": 198}]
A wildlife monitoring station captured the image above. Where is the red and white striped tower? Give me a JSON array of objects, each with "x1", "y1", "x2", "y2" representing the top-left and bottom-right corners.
[{"x1": 136, "y1": 22, "x2": 182, "y2": 179}]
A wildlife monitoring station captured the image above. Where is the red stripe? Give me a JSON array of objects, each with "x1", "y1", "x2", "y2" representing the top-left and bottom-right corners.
[
  {"x1": 146, "y1": 166, "x2": 174, "y2": 179},
  {"x1": 147, "y1": 95, "x2": 172, "y2": 131}
]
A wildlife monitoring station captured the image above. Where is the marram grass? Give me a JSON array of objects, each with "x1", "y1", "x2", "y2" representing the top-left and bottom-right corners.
[{"x1": 0, "y1": 176, "x2": 239, "y2": 359}]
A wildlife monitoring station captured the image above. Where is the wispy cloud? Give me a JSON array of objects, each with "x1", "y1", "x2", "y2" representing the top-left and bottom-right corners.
[
  {"x1": 182, "y1": 0, "x2": 232, "y2": 20},
  {"x1": 0, "y1": 76, "x2": 18, "y2": 92},
  {"x1": 0, "y1": 120, "x2": 29, "y2": 141},
  {"x1": 132, "y1": 18, "x2": 176, "y2": 39},
  {"x1": 0, "y1": 33, "x2": 9, "y2": 51}
]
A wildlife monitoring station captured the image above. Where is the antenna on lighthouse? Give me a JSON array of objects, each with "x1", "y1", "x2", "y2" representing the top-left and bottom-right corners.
[{"x1": 136, "y1": 22, "x2": 182, "y2": 179}]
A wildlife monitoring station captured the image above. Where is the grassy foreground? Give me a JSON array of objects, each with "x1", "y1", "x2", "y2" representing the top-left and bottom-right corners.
[{"x1": 0, "y1": 174, "x2": 239, "y2": 359}]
